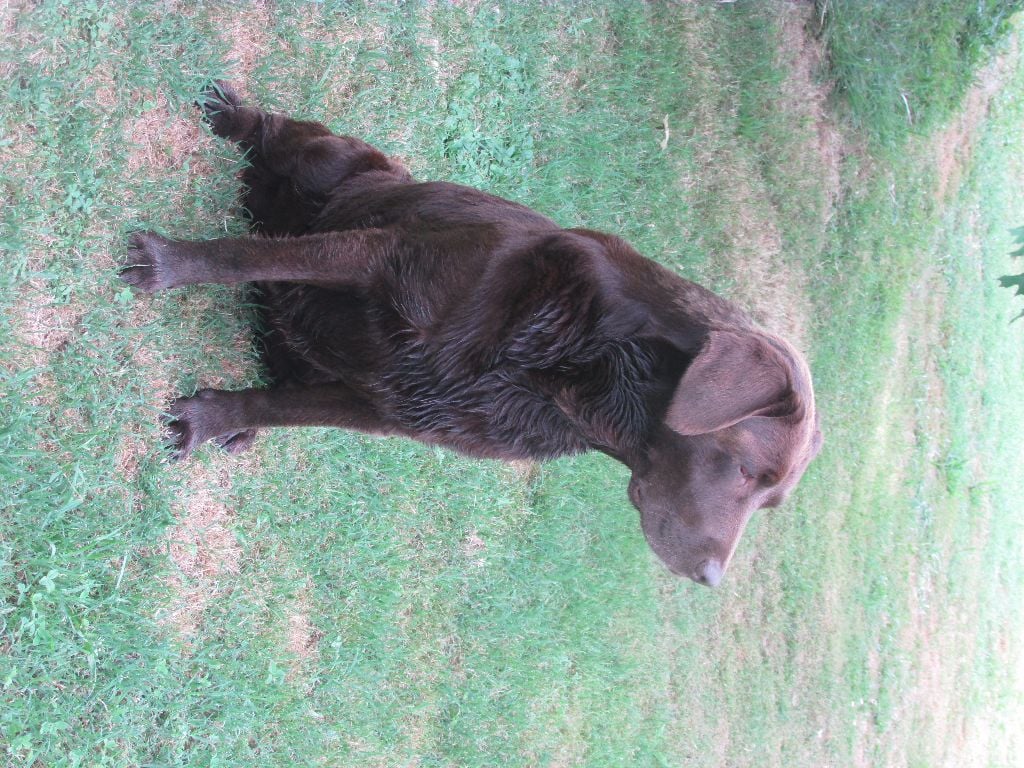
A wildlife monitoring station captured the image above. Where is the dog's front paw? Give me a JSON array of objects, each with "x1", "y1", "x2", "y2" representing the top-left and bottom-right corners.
[
  {"x1": 165, "y1": 389, "x2": 222, "y2": 460},
  {"x1": 120, "y1": 232, "x2": 179, "y2": 293}
]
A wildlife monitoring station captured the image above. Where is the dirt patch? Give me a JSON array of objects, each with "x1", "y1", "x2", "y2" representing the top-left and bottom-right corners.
[
  {"x1": 125, "y1": 89, "x2": 208, "y2": 177},
  {"x1": 158, "y1": 458, "x2": 250, "y2": 640},
  {"x1": 778, "y1": 2, "x2": 844, "y2": 222},
  {"x1": 5, "y1": 276, "x2": 89, "y2": 443},
  {"x1": 715, "y1": 182, "x2": 812, "y2": 349},
  {"x1": 680, "y1": 2, "x2": 843, "y2": 354},
  {"x1": 460, "y1": 529, "x2": 487, "y2": 569},
  {"x1": 285, "y1": 581, "x2": 322, "y2": 673},
  {"x1": 205, "y1": 1, "x2": 275, "y2": 92},
  {"x1": 726, "y1": 1, "x2": 840, "y2": 350},
  {"x1": 9, "y1": 278, "x2": 83, "y2": 374},
  {"x1": 933, "y1": 35, "x2": 1019, "y2": 202},
  {"x1": 114, "y1": 433, "x2": 151, "y2": 480},
  {"x1": 505, "y1": 459, "x2": 539, "y2": 485},
  {"x1": 1, "y1": 0, "x2": 29, "y2": 42}
]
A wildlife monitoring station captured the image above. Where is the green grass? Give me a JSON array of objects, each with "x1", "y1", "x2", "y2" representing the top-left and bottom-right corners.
[
  {"x1": 2, "y1": 1, "x2": 1023, "y2": 766},
  {"x1": 819, "y1": 0, "x2": 1024, "y2": 147}
]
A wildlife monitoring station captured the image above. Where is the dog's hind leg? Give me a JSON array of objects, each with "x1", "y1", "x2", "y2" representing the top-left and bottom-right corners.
[
  {"x1": 120, "y1": 229, "x2": 401, "y2": 293},
  {"x1": 197, "y1": 82, "x2": 409, "y2": 236}
]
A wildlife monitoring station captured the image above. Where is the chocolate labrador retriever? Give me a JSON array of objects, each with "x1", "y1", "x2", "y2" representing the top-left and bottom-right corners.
[{"x1": 121, "y1": 83, "x2": 821, "y2": 586}]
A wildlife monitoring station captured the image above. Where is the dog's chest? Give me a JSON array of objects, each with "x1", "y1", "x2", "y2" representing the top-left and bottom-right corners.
[{"x1": 381, "y1": 334, "x2": 655, "y2": 461}]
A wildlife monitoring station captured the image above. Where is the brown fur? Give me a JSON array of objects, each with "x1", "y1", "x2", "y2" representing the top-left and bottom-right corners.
[{"x1": 121, "y1": 83, "x2": 822, "y2": 585}]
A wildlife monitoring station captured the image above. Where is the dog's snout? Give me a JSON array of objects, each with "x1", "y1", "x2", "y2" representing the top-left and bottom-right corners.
[{"x1": 692, "y1": 558, "x2": 723, "y2": 588}]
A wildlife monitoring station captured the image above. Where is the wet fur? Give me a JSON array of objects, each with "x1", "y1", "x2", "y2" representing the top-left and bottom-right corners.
[{"x1": 120, "y1": 83, "x2": 821, "y2": 585}]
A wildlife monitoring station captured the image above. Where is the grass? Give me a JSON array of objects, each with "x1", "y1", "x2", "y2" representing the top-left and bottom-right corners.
[
  {"x1": 2, "y1": 1, "x2": 1023, "y2": 766},
  {"x1": 818, "y1": 0, "x2": 1024, "y2": 146}
]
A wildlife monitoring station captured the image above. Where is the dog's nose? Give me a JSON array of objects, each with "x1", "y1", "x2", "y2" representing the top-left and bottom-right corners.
[{"x1": 693, "y1": 559, "x2": 723, "y2": 587}]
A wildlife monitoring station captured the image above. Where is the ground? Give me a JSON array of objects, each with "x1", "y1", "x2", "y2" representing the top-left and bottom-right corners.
[{"x1": 2, "y1": 2, "x2": 1023, "y2": 766}]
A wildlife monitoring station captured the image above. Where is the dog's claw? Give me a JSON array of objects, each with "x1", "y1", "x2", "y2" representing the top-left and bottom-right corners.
[
  {"x1": 165, "y1": 390, "x2": 216, "y2": 460},
  {"x1": 165, "y1": 390, "x2": 255, "y2": 459},
  {"x1": 196, "y1": 81, "x2": 244, "y2": 138},
  {"x1": 120, "y1": 232, "x2": 175, "y2": 294},
  {"x1": 164, "y1": 418, "x2": 195, "y2": 462},
  {"x1": 215, "y1": 429, "x2": 258, "y2": 455}
]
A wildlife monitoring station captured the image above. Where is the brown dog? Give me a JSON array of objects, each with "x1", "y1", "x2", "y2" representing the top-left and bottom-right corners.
[{"x1": 122, "y1": 84, "x2": 821, "y2": 586}]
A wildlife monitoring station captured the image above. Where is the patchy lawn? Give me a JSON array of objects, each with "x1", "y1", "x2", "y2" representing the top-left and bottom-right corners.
[{"x1": 2, "y1": 2, "x2": 1022, "y2": 766}]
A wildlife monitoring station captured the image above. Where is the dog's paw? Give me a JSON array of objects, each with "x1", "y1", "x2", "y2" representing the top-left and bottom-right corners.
[
  {"x1": 165, "y1": 391, "x2": 255, "y2": 460},
  {"x1": 165, "y1": 390, "x2": 221, "y2": 460},
  {"x1": 215, "y1": 428, "x2": 258, "y2": 455},
  {"x1": 196, "y1": 81, "x2": 243, "y2": 138},
  {"x1": 120, "y1": 232, "x2": 178, "y2": 294}
]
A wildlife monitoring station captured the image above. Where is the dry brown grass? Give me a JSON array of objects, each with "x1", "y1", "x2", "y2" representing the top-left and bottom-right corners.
[
  {"x1": 107, "y1": 4, "x2": 286, "y2": 644},
  {"x1": 777, "y1": 2, "x2": 844, "y2": 222},
  {"x1": 285, "y1": 579, "x2": 323, "y2": 679},
  {"x1": 932, "y1": 35, "x2": 1018, "y2": 202},
  {"x1": 205, "y1": 1, "x2": 274, "y2": 93},
  {"x1": 675, "y1": 2, "x2": 840, "y2": 354},
  {"x1": 9, "y1": 277, "x2": 82, "y2": 372},
  {"x1": 722, "y1": 2, "x2": 841, "y2": 352},
  {"x1": 125, "y1": 89, "x2": 207, "y2": 177},
  {"x1": 460, "y1": 529, "x2": 487, "y2": 569},
  {"x1": 157, "y1": 459, "x2": 245, "y2": 640}
]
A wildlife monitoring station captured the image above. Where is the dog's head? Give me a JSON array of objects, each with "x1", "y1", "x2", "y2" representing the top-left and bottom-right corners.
[{"x1": 627, "y1": 329, "x2": 821, "y2": 586}]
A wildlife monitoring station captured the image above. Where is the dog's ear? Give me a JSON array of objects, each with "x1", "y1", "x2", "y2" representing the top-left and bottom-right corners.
[{"x1": 665, "y1": 330, "x2": 794, "y2": 435}]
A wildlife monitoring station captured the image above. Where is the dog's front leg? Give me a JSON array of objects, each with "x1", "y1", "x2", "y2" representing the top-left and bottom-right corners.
[
  {"x1": 119, "y1": 229, "x2": 399, "y2": 293},
  {"x1": 166, "y1": 383, "x2": 403, "y2": 460}
]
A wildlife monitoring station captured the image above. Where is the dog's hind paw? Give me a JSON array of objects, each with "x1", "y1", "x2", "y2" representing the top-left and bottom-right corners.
[
  {"x1": 196, "y1": 81, "x2": 245, "y2": 139},
  {"x1": 215, "y1": 428, "x2": 258, "y2": 455}
]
